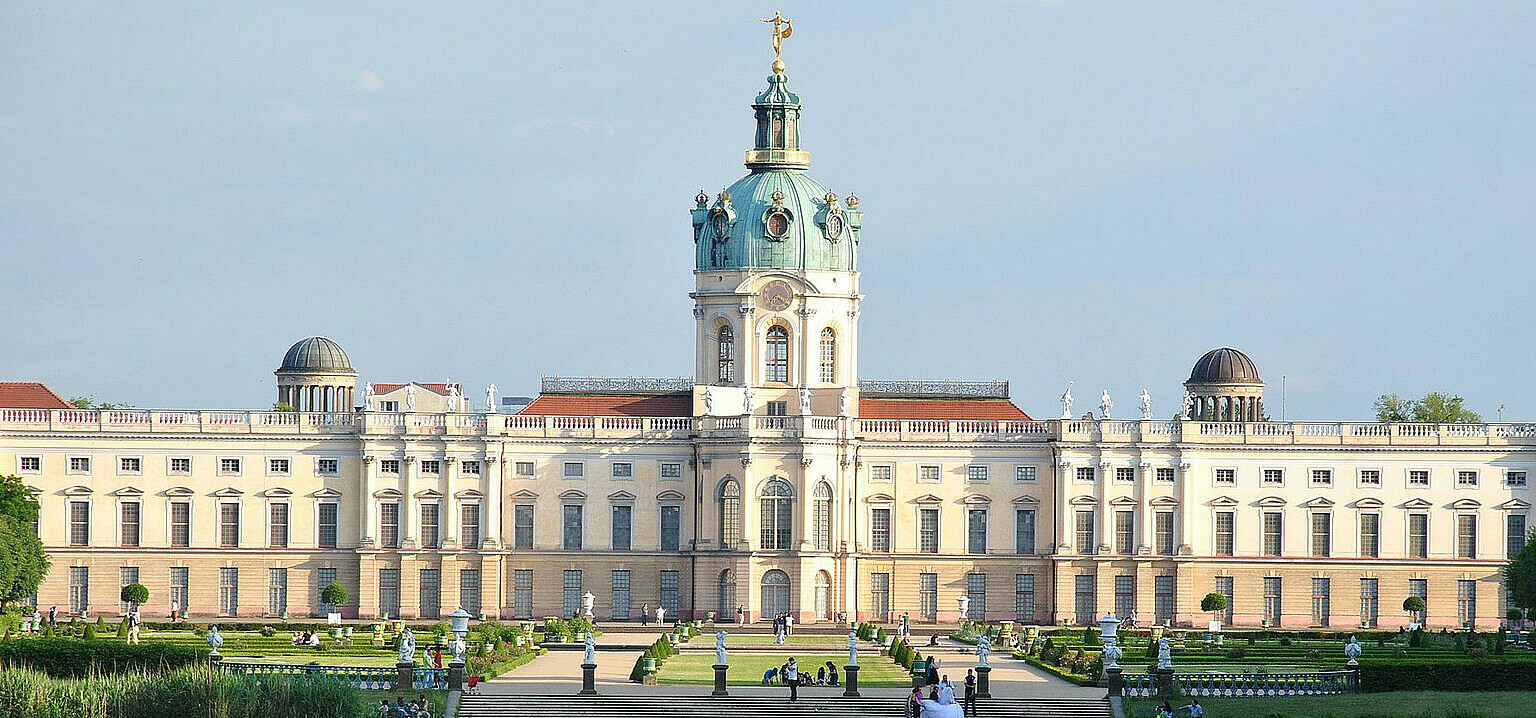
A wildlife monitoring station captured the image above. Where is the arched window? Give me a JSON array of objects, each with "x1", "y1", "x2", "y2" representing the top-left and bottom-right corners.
[
  {"x1": 814, "y1": 571, "x2": 832, "y2": 622},
  {"x1": 719, "y1": 569, "x2": 736, "y2": 617},
  {"x1": 819, "y1": 327, "x2": 836, "y2": 383},
  {"x1": 717, "y1": 325, "x2": 735, "y2": 384},
  {"x1": 812, "y1": 481, "x2": 832, "y2": 551},
  {"x1": 761, "y1": 569, "x2": 791, "y2": 618},
  {"x1": 759, "y1": 478, "x2": 793, "y2": 550},
  {"x1": 765, "y1": 326, "x2": 789, "y2": 383},
  {"x1": 719, "y1": 479, "x2": 741, "y2": 549}
]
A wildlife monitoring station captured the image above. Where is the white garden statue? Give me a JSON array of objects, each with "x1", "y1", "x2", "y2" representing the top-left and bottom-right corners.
[
  {"x1": 716, "y1": 631, "x2": 729, "y2": 666},
  {"x1": 976, "y1": 633, "x2": 991, "y2": 668},
  {"x1": 583, "y1": 632, "x2": 596, "y2": 665},
  {"x1": 1345, "y1": 635, "x2": 1361, "y2": 666},
  {"x1": 847, "y1": 630, "x2": 859, "y2": 666},
  {"x1": 398, "y1": 627, "x2": 417, "y2": 665},
  {"x1": 1099, "y1": 389, "x2": 1114, "y2": 419},
  {"x1": 1059, "y1": 381, "x2": 1075, "y2": 419},
  {"x1": 1139, "y1": 388, "x2": 1153, "y2": 419},
  {"x1": 206, "y1": 625, "x2": 224, "y2": 657},
  {"x1": 485, "y1": 383, "x2": 498, "y2": 413},
  {"x1": 1156, "y1": 637, "x2": 1172, "y2": 670}
]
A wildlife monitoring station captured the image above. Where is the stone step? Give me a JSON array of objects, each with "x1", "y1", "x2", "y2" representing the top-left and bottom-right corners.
[{"x1": 456, "y1": 695, "x2": 1112, "y2": 718}]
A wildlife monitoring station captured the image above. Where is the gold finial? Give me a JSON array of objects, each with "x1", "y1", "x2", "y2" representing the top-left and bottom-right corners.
[{"x1": 761, "y1": 11, "x2": 793, "y2": 73}]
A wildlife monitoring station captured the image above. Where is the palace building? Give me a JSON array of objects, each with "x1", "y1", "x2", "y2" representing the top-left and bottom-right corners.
[{"x1": 3, "y1": 50, "x2": 1532, "y2": 632}]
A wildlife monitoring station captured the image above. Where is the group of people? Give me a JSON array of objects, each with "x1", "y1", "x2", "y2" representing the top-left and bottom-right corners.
[
  {"x1": 760, "y1": 658, "x2": 841, "y2": 691},
  {"x1": 1151, "y1": 699, "x2": 1203, "y2": 718},
  {"x1": 637, "y1": 604, "x2": 668, "y2": 626},
  {"x1": 375, "y1": 695, "x2": 432, "y2": 718},
  {"x1": 289, "y1": 629, "x2": 324, "y2": 646},
  {"x1": 771, "y1": 612, "x2": 794, "y2": 644},
  {"x1": 906, "y1": 671, "x2": 978, "y2": 718}
]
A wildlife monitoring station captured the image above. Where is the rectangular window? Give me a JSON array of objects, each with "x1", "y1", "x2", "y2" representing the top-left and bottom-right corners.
[
  {"x1": 377, "y1": 568, "x2": 399, "y2": 618},
  {"x1": 1507, "y1": 471, "x2": 1528, "y2": 488},
  {"x1": 268, "y1": 503, "x2": 289, "y2": 548},
  {"x1": 766, "y1": 401, "x2": 786, "y2": 416},
  {"x1": 1155, "y1": 575, "x2": 1176, "y2": 624},
  {"x1": 420, "y1": 460, "x2": 440, "y2": 475},
  {"x1": 219, "y1": 458, "x2": 241, "y2": 475},
  {"x1": 1262, "y1": 468, "x2": 1284, "y2": 486},
  {"x1": 461, "y1": 460, "x2": 481, "y2": 476},
  {"x1": 170, "y1": 501, "x2": 191, "y2": 548},
  {"x1": 660, "y1": 462, "x2": 682, "y2": 480},
  {"x1": 268, "y1": 568, "x2": 287, "y2": 616},
  {"x1": 1215, "y1": 511, "x2": 1234, "y2": 556},
  {"x1": 1409, "y1": 578, "x2": 1428, "y2": 623},
  {"x1": 460, "y1": 504, "x2": 481, "y2": 549},
  {"x1": 871, "y1": 465, "x2": 893, "y2": 482},
  {"x1": 1311, "y1": 513, "x2": 1332, "y2": 557},
  {"x1": 967, "y1": 509, "x2": 988, "y2": 554},
  {"x1": 380, "y1": 459, "x2": 400, "y2": 474},
  {"x1": 871, "y1": 508, "x2": 892, "y2": 552},
  {"x1": 69, "y1": 566, "x2": 89, "y2": 614},
  {"x1": 660, "y1": 570, "x2": 679, "y2": 616},
  {"x1": 967, "y1": 465, "x2": 989, "y2": 483},
  {"x1": 1014, "y1": 574, "x2": 1036, "y2": 623},
  {"x1": 119, "y1": 456, "x2": 142, "y2": 474},
  {"x1": 1457, "y1": 515, "x2": 1477, "y2": 559},
  {"x1": 1014, "y1": 508, "x2": 1036, "y2": 554},
  {"x1": 18, "y1": 456, "x2": 40, "y2": 473},
  {"x1": 514, "y1": 505, "x2": 534, "y2": 549},
  {"x1": 563, "y1": 570, "x2": 583, "y2": 618},
  {"x1": 317, "y1": 503, "x2": 338, "y2": 548},
  {"x1": 1015, "y1": 466, "x2": 1037, "y2": 483},
  {"x1": 1156, "y1": 511, "x2": 1176, "y2": 555},
  {"x1": 871, "y1": 573, "x2": 891, "y2": 622},
  {"x1": 1076, "y1": 510, "x2": 1096, "y2": 555},
  {"x1": 219, "y1": 567, "x2": 239, "y2": 617},
  {"x1": 563, "y1": 505, "x2": 583, "y2": 550},
  {"x1": 119, "y1": 566, "x2": 139, "y2": 614},
  {"x1": 1115, "y1": 510, "x2": 1135, "y2": 555},
  {"x1": 966, "y1": 573, "x2": 987, "y2": 619},
  {"x1": 918, "y1": 465, "x2": 941, "y2": 482},
  {"x1": 170, "y1": 567, "x2": 189, "y2": 616},
  {"x1": 515, "y1": 461, "x2": 535, "y2": 476},
  {"x1": 1114, "y1": 574, "x2": 1135, "y2": 618},
  {"x1": 563, "y1": 462, "x2": 584, "y2": 478},
  {"x1": 1215, "y1": 575, "x2": 1234, "y2": 624},
  {"x1": 1458, "y1": 579, "x2": 1476, "y2": 628},
  {"x1": 1262, "y1": 512, "x2": 1283, "y2": 556},
  {"x1": 919, "y1": 572, "x2": 938, "y2": 621},
  {"x1": 1408, "y1": 469, "x2": 1430, "y2": 487},
  {"x1": 513, "y1": 570, "x2": 533, "y2": 619},
  {"x1": 1360, "y1": 578, "x2": 1379, "y2": 628},
  {"x1": 611, "y1": 505, "x2": 633, "y2": 550},
  {"x1": 1076, "y1": 466, "x2": 1096, "y2": 483},
  {"x1": 611, "y1": 462, "x2": 633, "y2": 479},
  {"x1": 1116, "y1": 467, "x2": 1137, "y2": 483},
  {"x1": 1359, "y1": 469, "x2": 1381, "y2": 486},
  {"x1": 1074, "y1": 574, "x2": 1096, "y2": 626},
  {"x1": 170, "y1": 457, "x2": 192, "y2": 474},
  {"x1": 69, "y1": 501, "x2": 90, "y2": 546},
  {"x1": 380, "y1": 502, "x2": 400, "y2": 549},
  {"x1": 120, "y1": 502, "x2": 140, "y2": 547},
  {"x1": 1263, "y1": 576, "x2": 1282, "y2": 627},
  {"x1": 317, "y1": 458, "x2": 338, "y2": 475},
  {"x1": 1457, "y1": 470, "x2": 1479, "y2": 488},
  {"x1": 660, "y1": 505, "x2": 681, "y2": 551},
  {"x1": 420, "y1": 503, "x2": 440, "y2": 549},
  {"x1": 316, "y1": 568, "x2": 337, "y2": 613},
  {"x1": 1360, "y1": 513, "x2": 1380, "y2": 557},
  {"x1": 267, "y1": 458, "x2": 289, "y2": 475},
  {"x1": 611, "y1": 570, "x2": 631, "y2": 620},
  {"x1": 1155, "y1": 467, "x2": 1175, "y2": 483},
  {"x1": 1311, "y1": 577, "x2": 1330, "y2": 626},
  {"x1": 1214, "y1": 468, "x2": 1235, "y2": 484},
  {"x1": 69, "y1": 456, "x2": 90, "y2": 473},
  {"x1": 1509, "y1": 514, "x2": 1528, "y2": 559},
  {"x1": 460, "y1": 569, "x2": 481, "y2": 616},
  {"x1": 1409, "y1": 514, "x2": 1429, "y2": 558},
  {"x1": 1311, "y1": 469, "x2": 1332, "y2": 486},
  {"x1": 919, "y1": 508, "x2": 940, "y2": 553},
  {"x1": 419, "y1": 569, "x2": 440, "y2": 619},
  {"x1": 220, "y1": 503, "x2": 241, "y2": 547}
]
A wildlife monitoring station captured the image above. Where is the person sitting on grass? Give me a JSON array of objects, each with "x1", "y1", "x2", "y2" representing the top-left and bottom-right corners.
[
  {"x1": 308, "y1": 631, "x2": 321, "y2": 646},
  {"x1": 816, "y1": 664, "x2": 827, "y2": 685},
  {"x1": 1180, "y1": 699, "x2": 1202, "y2": 717},
  {"x1": 376, "y1": 699, "x2": 392, "y2": 717},
  {"x1": 761, "y1": 666, "x2": 777, "y2": 685}
]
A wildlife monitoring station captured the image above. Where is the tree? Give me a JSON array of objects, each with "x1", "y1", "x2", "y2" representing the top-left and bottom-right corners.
[
  {"x1": 272, "y1": 402, "x2": 296, "y2": 412},
  {"x1": 68, "y1": 396, "x2": 132, "y2": 410},
  {"x1": 1504, "y1": 531, "x2": 1536, "y2": 614},
  {"x1": 1374, "y1": 393, "x2": 1482, "y2": 424},
  {"x1": 321, "y1": 582, "x2": 348, "y2": 609},
  {"x1": 0, "y1": 475, "x2": 48, "y2": 608},
  {"x1": 120, "y1": 583, "x2": 149, "y2": 610},
  {"x1": 1403, "y1": 595, "x2": 1427, "y2": 615},
  {"x1": 1200, "y1": 592, "x2": 1228, "y2": 622}
]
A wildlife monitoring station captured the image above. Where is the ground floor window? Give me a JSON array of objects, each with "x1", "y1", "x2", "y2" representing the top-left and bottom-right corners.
[
  {"x1": 220, "y1": 567, "x2": 240, "y2": 617},
  {"x1": 1458, "y1": 580, "x2": 1476, "y2": 628},
  {"x1": 419, "y1": 569, "x2": 440, "y2": 619},
  {"x1": 1075, "y1": 574, "x2": 1095, "y2": 625},
  {"x1": 1409, "y1": 578, "x2": 1428, "y2": 624},
  {"x1": 1263, "y1": 577, "x2": 1282, "y2": 627},
  {"x1": 1155, "y1": 575, "x2": 1175, "y2": 625},
  {"x1": 1311, "y1": 578, "x2": 1330, "y2": 626},
  {"x1": 377, "y1": 568, "x2": 399, "y2": 619},
  {"x1": 170, "y1": 567, "x2": 189, "y2": 616},
  {"x1": 69, "y1": 566, "x2": 89, "y2": 614},
  {"x1": 660, "y1": 570, "x2": 680, "y2": 617},
  {"x1": 718, "y1": 570, "x2": 736, "y2": 618},
  {"x1": 1114, "y1": 575, "x2": 1135, "y2": 619},
  {"x1": 267, "y1": 568, "x2": 287, "y2": 616},
  {"x1": 460, "y1": 569, "x2": 481, "y2": 617},
  {"x1": 814, "y1": 572, "x2": 831, "y2": 622},
  {"x1": 1214, "y1": 576, "x2": 1234, "y2": 624},
  {"x1": 1360, "y1": 578, "x2": 1378, "y2": 628},
  {"x1": 965, "y1": 573, "x2": 987, "y2": 620},
  {"x1": 919, "y1": 573, "x2": 938, "y2": 621},
  {"x1": 119, "y1": 567, "x2": 139, "y2": 614},
  {"x1": 871, "y1": 572, "x2": 890, "y2": 622},
  {"x1": 563, "y1": 570, "x2": 583, "y2": 618},
  {"x1": 513, "y1": 570, "x2": 533, "y2": 619},
  {"x1": 761, "y1": 570, "x2": 791, "y2": 618},
  {"x1": 612, "y1": 570, "x2": 631, "y2": 620},
  {"x1": 316, "y1": 568, "x2": 337, "y2": 614},
  {"x1": 1014, "y1": 574, "x2": 1035, "y2": 623}
]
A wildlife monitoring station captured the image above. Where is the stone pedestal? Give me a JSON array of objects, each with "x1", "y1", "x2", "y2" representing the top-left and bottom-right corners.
[
  {"x1": 579, "y1": 662, "x2": 598, "y2": 695},
  {"x1": 209, "y1": 654, "x2": 222, "y2": 667},
  {"x1": 975, "y1": 665, "x2": 991, "y2": 698},
  {"x1": 397, "y1": 661, "x2": 415, "y2": 690},
  {"x1": 448, "y1": 662, "x2": 465, "y2": 692},
  {"x1": 711, "y1": 664, "x2": 729, "y2": 697},
  {"x1": 1104, "y1": 666, "x2": 1123, "y2": 698},
  {"x1": 842, "y1": 665, "x2": 860, "y2": 697},
  {"x1": 1153, "y1": 667, "x2": 1174, "y2": 697}
]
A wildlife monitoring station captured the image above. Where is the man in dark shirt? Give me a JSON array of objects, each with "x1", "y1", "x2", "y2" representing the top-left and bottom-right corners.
[{"x1": 963, "y1": 668, "x2": 978, "y2": 715}]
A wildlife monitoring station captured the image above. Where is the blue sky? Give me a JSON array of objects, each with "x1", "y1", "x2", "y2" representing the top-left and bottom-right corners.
[{"x1": 3, "y1": 2, "x2": 1533, "y2": 420}]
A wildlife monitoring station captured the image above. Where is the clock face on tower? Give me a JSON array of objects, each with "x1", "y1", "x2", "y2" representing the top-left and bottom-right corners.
[{"x1": 760, "y1": 280, "x2": 793, "y2": 312}]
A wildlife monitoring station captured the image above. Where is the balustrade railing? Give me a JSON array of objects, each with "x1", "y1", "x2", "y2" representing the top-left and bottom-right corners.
[
  {"x1": 218, "y1": 662, "x2": 413, "y2": 690},
  {"x1": 1116, "y1": 669, "x2": 1355, "y2": 698}
]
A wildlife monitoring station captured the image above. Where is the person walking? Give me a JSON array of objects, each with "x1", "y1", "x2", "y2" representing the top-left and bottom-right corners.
[
  {"x1": 641, "y1": 604, "x2": 650, "y2": 626},
  {"x1": 963, "y1": 669, "x2": 977, "y2": 716},
  {"x1": 736, "y1": 605, "x2": 744, "y2": 626},
  {"x1": 784, "y1": 657, "x2": 799, "y2": 702}
]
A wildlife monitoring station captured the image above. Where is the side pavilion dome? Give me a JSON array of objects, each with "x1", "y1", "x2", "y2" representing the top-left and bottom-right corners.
[
  {"x1": 278, "y1": 336, "x2": 355, "y2": 375},
  {"x1": 1187, "y1": 347, "x2": 1261, "y2": 384}
]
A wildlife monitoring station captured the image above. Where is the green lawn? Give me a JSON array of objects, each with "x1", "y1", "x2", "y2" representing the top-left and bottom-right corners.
[
  {"x1": 717, "y1": 634, "x2": 848, "y2": 646},
  {"x1": 658, "y1": 653, "x2": 914, "y2": 687},
  {"x1": 1126, "y1": 691, "x2": 1533, "y2": 718}
]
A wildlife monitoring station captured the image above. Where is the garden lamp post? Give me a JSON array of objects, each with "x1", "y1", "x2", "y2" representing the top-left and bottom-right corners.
[{"x1": 448, "y1": 608, "x2": 472, "y2": 691}]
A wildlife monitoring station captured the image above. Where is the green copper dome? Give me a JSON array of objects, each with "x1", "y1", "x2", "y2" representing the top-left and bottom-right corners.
[{"x1": 692, "y1": 70, "x2": 863, "y2": 272}]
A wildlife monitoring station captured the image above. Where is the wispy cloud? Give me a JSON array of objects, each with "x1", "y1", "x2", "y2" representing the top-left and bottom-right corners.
[{"x1": 353, "y1": 70, "x2": 384, "y2": 93}]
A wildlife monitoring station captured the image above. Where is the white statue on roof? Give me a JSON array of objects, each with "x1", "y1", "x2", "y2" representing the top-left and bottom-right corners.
[
  {"x1": 405, "y1": 384, "x2": 417, "y2": 411},
  {"x1": 743, "y1": 387, "x2": 755, "y2": 415},
  {"x1": 799, "y1": 386, "x2": 811, "y2": 415},
  {"x1": 1099, "y1": 389, "x2": 1113, "y2": 419},
  {"x1": 703, "y1": 387, "x2": 714, "y2": 415},
  {"x1": 485, "y1": 383, "x2": 498, "y2": 413},
  {"x1": 447, "y1": 382, "x2": 461, "y2": 411},
  {"x1": 363, "y1": 383, "x2": 375, "y2": 411},
  {"x1": 1059, "y1": 381, "x2": 1074, "y2": 420},
  {"x1": 1139, "y1": 389, "x2": 1153, "y2": 419},
  {"x1": 838, "y1": 388, "x2": 850, "y2": 417}
]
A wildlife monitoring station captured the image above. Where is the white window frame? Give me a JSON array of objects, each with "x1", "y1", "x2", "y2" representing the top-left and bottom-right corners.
[
  {"x1": 166, "y1": 500, "x2": 193, "y2": 548},
  {"x1": 117, "y1": 455, "x2": 143, "y2": 476},
  {"x1": 461, "y1": 460, "x2": 482, "y2": 476},
  {"x1": 116, "y1": 497, "x2": 142, "y2": 547},
  {"x1": 611, "y1": 462, "x2": 634, "y2": 480},
  {"x1": 1075, "y1": 466, "x2": 1096, "y2": 483},
  {"x1": 1213, "y1": 467, "x2": 1236, "y2": 486},
  {"x1": 380, "y1": 459, "x2": 401, "y2": 475},
  {"x1": 659, "y1": 462, "x2": 683, "y2": 480},
  {"x1": 1261, "y1": 467, "x2": 1284, "y2": 486},
  {"x1": 420, "y1": 459, "x2": 441, "y2": 475},
  {"x1": 1154, "y1": 467, "x2": 1175, "y2": 484},
  {"x1": 314, "y1": 500, "x2": 340, "y2": 548},
  {"x1": 1309, "y1": 467, "x2": 1333, "y2": 487},
  {"x1": 1115, "y1": 467, "x2": 1137, "y2": 484},
  {"x1": 918, "y1": 464, "x2": 941, "y2": 483},
  {"x1": 218, "y1": 457, "x2": 243, "y2": 476},
  {"x1": 563, "y1": 461, "x2": 585, "y2": 478},
  {"x1": 1357, "y1": 467, "x2": 1382, "y2": 487},
  {"x1": 267, "y1": 500, "x2": 291, "y2": 548},
  {"x1": 870, "y1": 464, "x2": 894, "y2": 482},
  {"x1": 1506, "y1": 470, "x2": 1529, "y2": 488},
  {"x1": 1456, "y1": 469, "x2": 1479, "y2": 488},
  {"x1": 1406, "y1": 468, "x2": 1431, "y2": 489},
  {"x1": 67, "y1": 456, "x2": 91, "y2": 474},
  {"x1": 966, "y1": 465, "x2": 989, "y2": 483},
  {"x1": 1358, "y1": 511, "x2": 1381, "y2": 557},
  {"x1": 515, "y1": 461, "x2": 536, "y2": 477},
  {"x1": 168, "y1": 456, "x2": 192, "y2": 475},
  {"x1": 17, "y1": 455, "x2": 41, "y2": 474},
  {"x1": 316, "y1": 458, "x2": 339, "y2": 476},
  {"x1": 1014, "y1": 466, "x2": 1037, "y2": 483},
  {"x1": 266, "y1": 457, "x2": 291, "y2": 477}
]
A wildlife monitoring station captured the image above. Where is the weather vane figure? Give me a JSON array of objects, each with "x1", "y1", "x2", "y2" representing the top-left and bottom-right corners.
[{"x1": 761, "y1": 11, "x2": 793, "y2": 72}]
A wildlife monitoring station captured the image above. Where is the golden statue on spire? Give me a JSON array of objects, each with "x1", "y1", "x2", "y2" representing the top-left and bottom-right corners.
[{"x1": 761, "y1": 11, "x2": 793, "y2": 73}]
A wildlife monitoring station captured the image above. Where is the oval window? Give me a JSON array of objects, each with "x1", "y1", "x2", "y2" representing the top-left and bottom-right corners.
[{"x1": 766, "y1": 211, "x2": 790, "y2": 239}]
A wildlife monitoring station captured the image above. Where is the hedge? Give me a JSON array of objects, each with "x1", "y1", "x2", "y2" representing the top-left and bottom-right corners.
[
  {"x1": 0, "y1": 638, "x2": 207, "y2": 677},
  {"x1": 1361, "y1": 660, "x2": 1536, "y2": 692}
]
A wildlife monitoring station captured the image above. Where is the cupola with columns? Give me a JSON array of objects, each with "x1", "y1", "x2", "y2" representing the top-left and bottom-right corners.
[
  {"x1": 1183, "y1": 346, "x2": 1265, "y2": 421},
  {"x1": 275, "y1": 336, "x2": 357, "y2": 412}
]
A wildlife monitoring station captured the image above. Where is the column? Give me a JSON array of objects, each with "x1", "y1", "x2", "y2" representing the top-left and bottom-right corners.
[
  {"x1": 483, "y1": 456, "x2": 502, "y2": 549},
  {"x1": 1097, "y1": 461, "x2": 1111, "y2": 556},
  {"x1": 361, "y1": 456, "x2": 377, "y2": 547},
  {"x1": 1177, "y1": 462, "x2": 1193, "y2": 555},
  {"x1": 1055, "y1": 460, "x2": 1071, "y2": 553},
  {"x1": 402, "y1": 456, "x2": 418, "y2": 549},
  {"x1": 1138, "y1": 464, "x2": 1154, "y2": 555}
]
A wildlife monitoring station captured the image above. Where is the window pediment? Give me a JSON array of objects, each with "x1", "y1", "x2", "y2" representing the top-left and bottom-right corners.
[
  {"x1": 414, "y1": 489, "x2": 444, "y2": 499},
  {"x1": 1352, "y1": 497, "x2": 1385, "y2": 509},
  {"x1": 260, "y1": 488, "x2": 293, "y2": 498},
  {"x1": 1010, "y1": 495, "x2": 1040, "y2": 505},
  {"x1": 454, "y1": 489, "x2": 484, "y2": 500},
  {"x1": 213, "y1": 486, "x2": 244, "y2": 498},
  {"x1": 962, "y1": 494, "x2": 992, "y2": 505},
  {"x1": 865, "y1": 493, "x2": 894, "y2": 505},
  {"x1": 558, "y1": 489, "x2": 588, "y2": 502},
  {"x1": 110, "y1": 486, "x2": 143, "y2": 497},
  {"x1": 1068, "y1": 495, "x2": 1098, "y2": 506},
  {"x1": 1108, "y1": 495, "x2": 1138, "y2": 506},
  {"x1": 607, "y1": 490, "x2": 637, "y2": 503},
  {"x1": 309, "y1": 488, "x2": 343, "y2": 499},
  {"x1": 1301, "y1": 496, "x2": 1335, "y2": 509},
  {"x1": 165, "y1": 486, "x2": 195, "y2": 497},
  {"x1": 1497, "y1": 498, "x2": 1532, "y2": 510},
  {"x1": 509, "y1": 489, "x2": 539, "y2": 500},
  {"x1": 1401, "y1": 498, "x2": 1433, "y2": 510},
  {"x1": 62, "y1": 485, "x2": 93, "y2": 496},
  {"x1": 1450, "y1": 498, "x2": 1482, "y2": 510},
  {"x1": 1255, "y1": 496, "x2": 1287, "y2": 507},
  {"x1": 911, "y1": 494, "x2": 944, "y2": 505},
  {"x1": 372, "y1": 488, "x2": 402, "y2": 499},
  {"x1": 1207, "y1": 495, "x2": 1239, "y2": 507},
  {"x1": 1149, "y1": 496, "x2": 1180, "y2": 507},
  {"x1": 657, "y1": 490, "x2": 686, "y2": 502}
]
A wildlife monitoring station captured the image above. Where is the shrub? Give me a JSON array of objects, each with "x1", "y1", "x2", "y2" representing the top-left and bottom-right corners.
[
  {"x1": 1409, "y1": 628, "x2": 1424, "y2": 647},
  {"x1": 1200, "y1": 592, "x2": 1229, "y2": 614},
  {"x1": 0, "y1": 638, "x2": 207, "y2": 677},
  {"x1": 120, "y1": 582, "x2": 150, "y2": 607},
  {"x1": 258, "y1": 626, "x2": 277, "y2": 637},
  {"x1": 320, "y1": 582, "x2": 348, "y2": 608},
  {"x1": 0, "y1": 662, "x2": 364, "y2": 718},
  {"x1": 83, "y1": 624, "x2": 97, "y2": 641},
  {"x1": 1083, "y1": 627, "x2": 1099, "y2": 646},
  {"x1": 1362, "y1": 659, "x2": 1536, "y2": 692},
  {"x1": 1225, "y1": 647, "x2": 1247, "y2": 659},
  {"x1": 1278, "y1": 637, "x2": 1293, "y2": 647}
]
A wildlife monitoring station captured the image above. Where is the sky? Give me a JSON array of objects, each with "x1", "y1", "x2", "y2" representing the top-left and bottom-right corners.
[{"x1": 3, "y1": 2, "x2": 1533, "y2": 420}]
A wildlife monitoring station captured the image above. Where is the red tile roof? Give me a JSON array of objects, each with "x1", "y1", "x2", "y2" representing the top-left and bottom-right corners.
[
  {"x1": 521, "y1": 394, "x2": 693, "y2": 417},
  {"x1": 0, "y1": 382, "x2": 73, "y2": 409},
  {"x1": 859, "y1": 397, "x2": 1031, "y2": 420}
]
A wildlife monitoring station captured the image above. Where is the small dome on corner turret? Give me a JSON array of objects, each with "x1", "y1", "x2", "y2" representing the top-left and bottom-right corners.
[{"x1": 278, "y1": 337, "x2": 355, "y2": 375}]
